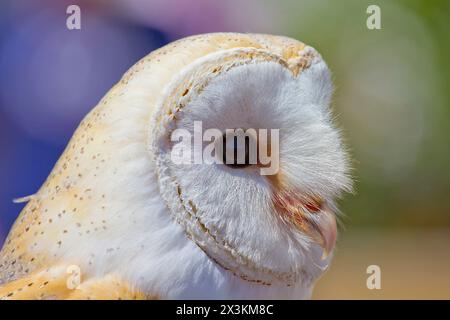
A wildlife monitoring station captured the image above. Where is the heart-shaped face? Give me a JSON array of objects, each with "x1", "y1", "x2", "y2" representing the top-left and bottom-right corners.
[{"x1": 151, "y1": 40, "x2": 351, "y2": 287}]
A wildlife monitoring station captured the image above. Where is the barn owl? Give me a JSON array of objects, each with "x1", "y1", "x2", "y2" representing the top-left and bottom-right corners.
[{"x1": 0, "y1": 33, "x2": 351, "y2": 300}]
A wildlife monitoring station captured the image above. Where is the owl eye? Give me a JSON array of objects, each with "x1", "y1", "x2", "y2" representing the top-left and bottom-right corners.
[{"x1": 222, "y1": 132, "x2": 252, "y2": 168}]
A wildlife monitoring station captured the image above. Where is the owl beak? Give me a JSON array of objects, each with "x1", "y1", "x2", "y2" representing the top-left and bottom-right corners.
[
  {"x1": 314, "y1": 209, "x2": 337, "y2": 259},
  {"x1": 272, "y1": 191, "x2": 337, "y2": 259}
]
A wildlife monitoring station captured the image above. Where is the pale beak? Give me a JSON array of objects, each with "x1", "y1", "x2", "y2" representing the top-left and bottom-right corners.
[
  {"x1": 315, "y1": 209, "x2": 337, "y2": 259},
  {"x1": 271, "y1": 189, "x2": 337, "y2": 259},
  {"x1": 268, "y1": 173, "x2": 338, "y2": 258}
]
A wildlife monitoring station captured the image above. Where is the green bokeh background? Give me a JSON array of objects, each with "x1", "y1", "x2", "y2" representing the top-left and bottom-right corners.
[
  {"x1": 266, "y1": 0, "x2": 450, "y2": 298},
  {"x1": 269, "y1": 0, "x2": 450, "y2": 229}
]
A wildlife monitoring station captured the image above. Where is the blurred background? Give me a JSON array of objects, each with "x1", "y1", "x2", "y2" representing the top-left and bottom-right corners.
[{"x1": 0, "y1": 0, "x2": 449, "y2": 299}]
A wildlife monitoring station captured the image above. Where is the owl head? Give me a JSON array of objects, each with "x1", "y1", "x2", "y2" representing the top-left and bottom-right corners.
[{"x1": 150, "y1": 34, "x2": 352, "y2": 287}]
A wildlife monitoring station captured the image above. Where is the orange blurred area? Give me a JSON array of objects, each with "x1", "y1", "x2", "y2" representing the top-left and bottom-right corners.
[{"x1": 313, "y1": 229, "x2": 450, "y2": 299}]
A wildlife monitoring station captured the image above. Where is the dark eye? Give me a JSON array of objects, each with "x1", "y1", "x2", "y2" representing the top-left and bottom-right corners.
[{"x1": 222, "y1": 132, "x2": 251, "y2": 168}]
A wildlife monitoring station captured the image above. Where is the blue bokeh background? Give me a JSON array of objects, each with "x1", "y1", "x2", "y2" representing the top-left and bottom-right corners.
[{"x1": 0, "y1": 0, "x2": 169, "y2": 244}]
